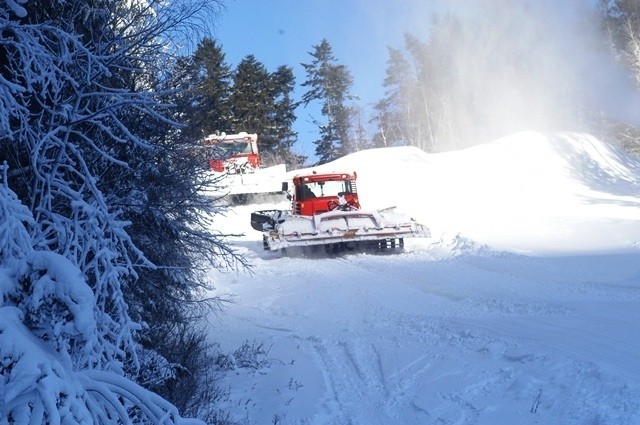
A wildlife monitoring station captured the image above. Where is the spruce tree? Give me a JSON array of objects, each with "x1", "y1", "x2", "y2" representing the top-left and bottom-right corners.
[
  {"x1": 267, "y1": 65, "x2": 303, "y2": 167},
  {"x1": 0, "y1": 0, "x2": 240, "y2": 422},
  {"x1": 229, "y1": 55, "x2": 273, "y2": 135},
  {"x1": 301, "y1": 39, "x2": 355, "y2": 164},
  {"x1": 228, "y1": 56, "x2": 300, "y2": 167},
  {"x1": 598, "y1": 0, "x2": 640, "y2": 155},
  {"x1": 372, "y1": 46, "x2": 415, "y2": 148},
  {"x1": 191, "y1": 38, "x2": 233, "y2": 137}
]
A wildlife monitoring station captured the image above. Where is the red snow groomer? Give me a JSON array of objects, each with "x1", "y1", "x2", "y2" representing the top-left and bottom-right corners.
[
  {"x1": 251, "y1": 171, "x2": 429, "y2": 252},
  {"x1": 204, "y1": 132, "x2": 260, "y2": 174},
  {"x1": 204, "y1": 132, "x2": 286, "y2": 204}
]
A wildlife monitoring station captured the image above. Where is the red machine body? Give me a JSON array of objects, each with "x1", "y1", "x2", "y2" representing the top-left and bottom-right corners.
[
  {"x1": 204, "y1": 132, "x2": 260, "y2": 174},
  {"x1": 291, "y1": 172, "x2": 361, "y2": 216},
  {"x1": 250, "y1": 170, "x2": 430, "y2": 252},
  {"x1": 203, "y1": 132, "x2": 287, "y2": 204}
]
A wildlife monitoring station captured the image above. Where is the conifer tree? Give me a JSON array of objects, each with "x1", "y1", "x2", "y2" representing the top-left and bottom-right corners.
[
  {"x1": 229, "y1": 55, "x2": 273, "y2": 134},
  {"x1": 190, "y1": 38, "x2": 233, "y2": 138},
  {"x1": 301, "y1": 39, "x2": 355, "y2": 164},
  {"x1": 372, "y1": 46, "x2": 416, "y2": 148},
  {"x1": 0, "y1": 0, "x2": 239, "y2": 422},
  {"x1": 229, "y1": 56, "x2": 300, "y2": 167},
  {"x1": 599, "y1": 0, "x2": 640, "y2": 155},
  {"x1": 268, "y1": 65, "x2": 304, "y2": 167}
]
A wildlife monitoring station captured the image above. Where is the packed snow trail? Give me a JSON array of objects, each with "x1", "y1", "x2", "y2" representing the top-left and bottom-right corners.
[
  {"x1": 210, "y1": 241, "x2": 640, "y2": 424},
  {"x1": 206, "y1": 132, "x2": 640, "y2": 424}
]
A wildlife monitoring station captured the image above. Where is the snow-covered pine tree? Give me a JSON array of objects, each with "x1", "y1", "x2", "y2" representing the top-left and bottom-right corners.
[
  {"x1": 0, "y1": 0, "x2": 237, "y2": 422},
  {"x1": 0, "y1": 169, "x2": 204, "y2": 424}
]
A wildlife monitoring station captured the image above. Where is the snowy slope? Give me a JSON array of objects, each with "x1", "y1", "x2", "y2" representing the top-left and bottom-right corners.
[{"x1": 207, "y1": 132, "x2": 640, "y2": 425}]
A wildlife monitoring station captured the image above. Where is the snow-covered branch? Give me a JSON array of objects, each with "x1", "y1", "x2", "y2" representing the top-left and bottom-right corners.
[
  {"x1": 0, "y1": 185, "x2": 204, "y2": 424},
  {"x1": 1, "y1": 0, "x2": 229, "y2": 422},
  {"x1": 0, "y1": 306, "x2": 204, "y2": 425}
]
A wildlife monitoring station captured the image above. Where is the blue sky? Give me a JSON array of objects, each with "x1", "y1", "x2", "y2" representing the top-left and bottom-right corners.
[
  {"x1": 209, "y1": 1, "x2": 615, "y2": 162},
  {"x1": 211, "y1": 0, "x2": 446, "y2": 161}
]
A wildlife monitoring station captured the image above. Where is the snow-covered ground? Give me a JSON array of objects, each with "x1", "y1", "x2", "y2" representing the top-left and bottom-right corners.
[{"x1": 207, "y1": 132, "x2": 640, "y2": 425}]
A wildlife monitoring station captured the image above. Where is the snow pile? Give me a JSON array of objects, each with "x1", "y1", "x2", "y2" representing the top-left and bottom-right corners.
[{"x1": 208, "y1": 132, "x2": 640, "y2": 425}]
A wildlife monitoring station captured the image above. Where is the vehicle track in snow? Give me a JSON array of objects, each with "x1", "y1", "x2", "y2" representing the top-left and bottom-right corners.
[
  {"x1": 286, "y1": 252, "x2": 503, "y2": 423},
  {"x1": 212, "y1": 237, "x2": 640, "y2": 424},
  {"x1": 311, "y1": 251, "x2": 640, "y2": 423},
  {"x1": 205, "y1": 133, "x2": 640, "y2": 424}
]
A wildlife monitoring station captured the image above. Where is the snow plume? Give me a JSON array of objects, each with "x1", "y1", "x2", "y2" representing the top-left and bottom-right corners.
[{"x1": 432, "y1": 0, "x2": 640, "y2": 146}]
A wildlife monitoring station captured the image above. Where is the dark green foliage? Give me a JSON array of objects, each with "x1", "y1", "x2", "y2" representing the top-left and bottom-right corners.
[
  {"x1": 265, "y1": 65, "x2": 304, "y2": 167},
  {"x1": 230, "y1": 55, "x2": 273, "y2": 132},
  {"x1": 1, "y1": 0, "x2": 243, "y2": 421},
  {"x1": 183, "y1": 44, "x2": 302, "y2": 168},
  {"x1": 228, "y1": 55, "x2": 301, "y2": 167},
  {"x1": 184, "y1": 38, "x2": 233, "y2": 139},
  {"x1": 301, "y1": 39, "x2": 355, "y2": 164}
]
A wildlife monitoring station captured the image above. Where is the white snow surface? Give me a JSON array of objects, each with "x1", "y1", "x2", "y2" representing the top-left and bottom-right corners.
[{"x1": 207, "y1": 132, "x2": 640, "y2": 425}]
